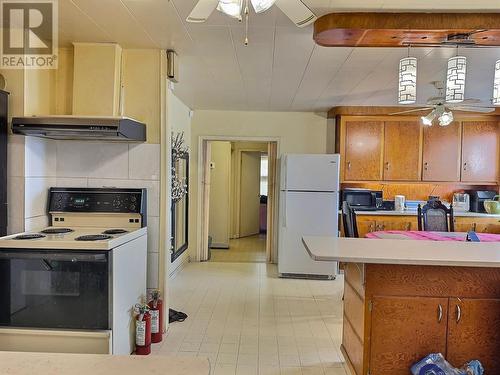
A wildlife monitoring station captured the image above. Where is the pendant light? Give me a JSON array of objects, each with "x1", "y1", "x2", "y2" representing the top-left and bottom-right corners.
[
  {"x1": 493, "y1": 60, "x2": 500, "y2": 106},
  {"x1": 217, "y1": 0, "x2": 243, "y2": 19},
  {"x1": 398, "y1": 47, "x2": 417, "y2": 105},
  {"x1": 446, "y1": 51, "x2": 467, "y2": 103},
  {"x1": 251, "y1": 0, "x2": 276, "y2": 13}
]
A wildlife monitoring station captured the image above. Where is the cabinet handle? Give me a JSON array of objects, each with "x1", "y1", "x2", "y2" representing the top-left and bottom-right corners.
[
  {"x1": 424, "y1": 162, "x2": 429, "y2": 171},
  {"x1": 456, "y1": 304, "x2": 462, "y2": 323},
  {"x1": 385, "y1": 162, "x2": 390, "y2": 170},
  {"x1": 347, "y1": 161, "x2": 352, "y2": 170},
  {"x1": 463, "y1": 162, "x2": 467, "y2": 171},
  {"x1": 437, "y1": 304, "x2": 443, "y2": 323},
  {"x1": 369, "y1": 224, "x2": 374, "y2": 232},
  {"x1": 406, "y1": 222, "x2": 411, "y2": 231}
]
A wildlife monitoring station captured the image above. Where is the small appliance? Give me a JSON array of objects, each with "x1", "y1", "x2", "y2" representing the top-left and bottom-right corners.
[
  {"x1": 452, "y1": 193, "x2": 470, "y2": 212},
  {"x1": 394, "y1": 195, "x2": 406, "y2": 212},
  {"x1": 467, "y1": 190, "x2": 498, "y2": 213},
  {"x1": 340, "y1": 189, "x2": 383, "y2": 211},
  {"x1": 278, "y1": 154, "x2": 340, "y2": 278}
]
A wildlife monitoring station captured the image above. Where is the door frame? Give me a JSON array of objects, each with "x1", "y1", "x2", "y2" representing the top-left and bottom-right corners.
[{"x1": 197, "y1": 135, "x2": 280, "y2": 263}]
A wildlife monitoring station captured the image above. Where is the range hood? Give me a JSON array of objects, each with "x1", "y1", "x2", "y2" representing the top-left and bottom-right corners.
[{"x1": 12, "y1": 116, "x2": 146, "y2": 142}]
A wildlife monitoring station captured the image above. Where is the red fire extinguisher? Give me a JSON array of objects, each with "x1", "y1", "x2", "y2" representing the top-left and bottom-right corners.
[
  {"x1": 148, "y1": 290, "x2": 163, "y2": 344},
  {"x1": 135, "y1": 304, "x2": 151, "y2": 355}
]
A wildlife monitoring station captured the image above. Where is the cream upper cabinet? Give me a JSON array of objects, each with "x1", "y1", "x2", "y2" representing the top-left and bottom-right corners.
[{"x1": 72, "y1": 43, "x2": 122, "y2": 117}]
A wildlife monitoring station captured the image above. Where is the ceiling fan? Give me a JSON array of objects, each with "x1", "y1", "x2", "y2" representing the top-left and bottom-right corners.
[
  {"x1": 186, "y1": 0, "x2": 317, "y2": 28},
  {"x1": 391, "y1": 81, "x2": 495, "y2": 126}
]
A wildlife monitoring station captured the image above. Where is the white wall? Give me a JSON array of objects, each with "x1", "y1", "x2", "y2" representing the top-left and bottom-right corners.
[
  {"x1": 189, "y1": 110, "x2": 327, "y2": 261},
  {"x1": 208, "y1": 141, "x2": 231, "y2": 248}
]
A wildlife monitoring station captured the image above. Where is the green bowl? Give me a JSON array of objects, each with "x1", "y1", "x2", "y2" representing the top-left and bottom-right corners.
[{"x1": 484, "y1": 196, "x2": 500, "y2": 215}]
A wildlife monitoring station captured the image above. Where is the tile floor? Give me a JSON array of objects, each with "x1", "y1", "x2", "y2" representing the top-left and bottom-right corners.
[
  {"x1": 154, "y1": 262, "x2": 348, "y2": 375},
  {"x1": 210, "y1": 235, "x2": 267, "y2": 263}
]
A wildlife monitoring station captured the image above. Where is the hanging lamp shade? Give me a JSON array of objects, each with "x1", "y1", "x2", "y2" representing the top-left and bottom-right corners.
[
  {"x1": 251, "y1": 0, "x2": 276, "y2": 13},
  {"x1": 398, "y1": 57, "x2": 417, "y2": 104},
  {"x1": 445, "y1": 56, "x2": 467, "y2": 103},
  {"x1": 217, "y1": 0, "x2": 243, "y2": 18},
  {"x1": 493, "y1": 60, "x2": 500, "y2": 106}
]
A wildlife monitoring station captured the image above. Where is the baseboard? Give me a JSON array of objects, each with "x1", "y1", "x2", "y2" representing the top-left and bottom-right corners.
[{"x1": 211, "y1": 243, "x2": 229, "y2": 249}]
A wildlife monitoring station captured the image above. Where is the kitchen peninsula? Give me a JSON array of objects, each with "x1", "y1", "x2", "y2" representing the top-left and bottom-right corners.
[{"x1": 303, "y1": 236, "x2": 500, "y2": 375}]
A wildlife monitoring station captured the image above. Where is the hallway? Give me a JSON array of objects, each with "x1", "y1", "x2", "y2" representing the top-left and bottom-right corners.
[
  {"x1": 210, "y1": 235, "x2": 267, "y2": 263},
  {"x1": 156, "y1": 262, "x2": 347, "y2": 375}
]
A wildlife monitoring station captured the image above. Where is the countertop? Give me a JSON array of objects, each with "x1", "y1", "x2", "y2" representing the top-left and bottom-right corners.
[
  {"x1": 303, "y1": 236, "x2": 500, "y2": 267},
  {"x1": 0, "y1": 352, "x2": 210, "y2": 375},
  {"x1": 352, "y1": 210, "x2": 500, "y2": 218}
]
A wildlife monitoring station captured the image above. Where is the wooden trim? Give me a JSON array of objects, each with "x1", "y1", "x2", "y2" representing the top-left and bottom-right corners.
[
  {"x1": 314, "y1": 12, "x2": 500, "y2": 47},
  {"x1": 328, "y1": 107, "x2": 500, "y2": 118}
]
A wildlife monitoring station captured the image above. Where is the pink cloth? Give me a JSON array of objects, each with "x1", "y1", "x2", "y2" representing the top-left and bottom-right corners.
[{"x1": 365, "y1": 230, "x2": 500, "y2": 242}]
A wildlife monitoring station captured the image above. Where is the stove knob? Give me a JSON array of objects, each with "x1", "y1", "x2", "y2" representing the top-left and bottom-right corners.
[
  {"x1": 129, "y1": 204, "x2": 136, "y2": 211},
  {"x1": 131, "y1": 196, "x2": 137, "y2": 203},
  {"x1": 113, "y1": 199, "x2": 121, "y2": 208}
]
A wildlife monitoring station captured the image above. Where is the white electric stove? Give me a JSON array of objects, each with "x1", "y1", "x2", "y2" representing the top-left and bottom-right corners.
[{"x1": 0, "y1": 187, "x2": 148, "y2": 355}]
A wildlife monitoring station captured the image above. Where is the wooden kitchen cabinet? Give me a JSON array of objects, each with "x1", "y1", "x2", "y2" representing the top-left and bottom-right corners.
[
  {"x1": 344, "y1": 121, "x2": 384, "y2": 181},
  {"x1": 447, "y1": 298, "x2": 500, "y2": 374},
  {"x1": 454, "y1": 217, "x2": 500, "y2": 234},
  {"x1": 369, "y1": 296, "x2": 448, "y2": 374},
  {"x1": 354, "y1": 215, "x2": 416, "y2": 237},
  {"x1": 383, "y1": 121, "x2": 422, "y2": 181},
  {"x1": 461, "y1": 121, "x2": 499, "y2": 183},
  {"x1": 422, "y1": 121, "x2": 462, "y2": 181}
]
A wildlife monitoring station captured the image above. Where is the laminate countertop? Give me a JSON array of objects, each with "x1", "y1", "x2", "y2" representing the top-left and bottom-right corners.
[
  {"x1": 303, "y1": 236, "x2": 500, "y2": 268},
  {"x1": 0, "y1": 352, "x2": 210, "y2": 375},
  {"x1": 351, "y1": 210, "x2": 500, "y2": 218}
]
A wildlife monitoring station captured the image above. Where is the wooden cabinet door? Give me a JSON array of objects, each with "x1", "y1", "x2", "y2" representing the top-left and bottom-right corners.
[
  {"x1": 447, "y1": 298, "x2": 500, "y2": 373},
  {"x1": 356, "y1": 217, "x2": 376, "y2": 238},
  {"x1": 384, "y1": 121, "x2": 422, "y2": 180},
  {"x1": 422, "y1": 122, "x2": 462, "y2": 181},
  {"x1": 344, "y1": 121, "x2": 384, "y2": 181},
  {"x1": 453, "y1": 217, "x2": 476, "y2": 233},
  {"x1": 461, "y1": 121, "x2": 499, "y2": 182},
  {"x1": 369, "y1": 296, "x2": 448, "y2": 375}
]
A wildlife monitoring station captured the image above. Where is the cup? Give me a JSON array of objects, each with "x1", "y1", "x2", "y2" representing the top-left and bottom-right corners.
[{"x1": 394, "y1": 195, "x2": 406, "y2": 212}]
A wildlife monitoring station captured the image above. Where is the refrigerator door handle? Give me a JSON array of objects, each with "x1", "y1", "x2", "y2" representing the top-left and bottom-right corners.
[{"x1": 282, "y1": 194, "x2": 287, "y2": 228}]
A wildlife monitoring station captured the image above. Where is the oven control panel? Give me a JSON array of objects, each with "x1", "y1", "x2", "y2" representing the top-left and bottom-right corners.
[{"x1": 48, "y1": 188, "x2": 146, "y2": 214}]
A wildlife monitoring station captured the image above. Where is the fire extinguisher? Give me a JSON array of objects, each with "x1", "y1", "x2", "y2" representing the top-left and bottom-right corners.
[
  {"x1": 135, "y1": 304, "x2": 151, "y2": 355},
  {"x1": 148, "y1": 290, "x2": 163, "y2": 343}
]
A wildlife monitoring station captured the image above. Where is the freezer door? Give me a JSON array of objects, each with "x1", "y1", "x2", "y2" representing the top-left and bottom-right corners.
[
  {"x1": 278, "y1": 191, "x2": 338, "y2": 276},
  {"x1": 281, "y1": 154, "x2": 340, "y2": 192}
]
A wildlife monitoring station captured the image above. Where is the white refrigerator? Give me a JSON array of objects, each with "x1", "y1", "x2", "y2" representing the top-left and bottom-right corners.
[{"x1": 278, "y1": 154, "x2": 340, "y2": 278}]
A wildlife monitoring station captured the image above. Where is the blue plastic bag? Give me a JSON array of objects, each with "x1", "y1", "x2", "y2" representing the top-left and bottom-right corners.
[{"x1": 411, "y1": 353, "x2": 484, "y2": 375}]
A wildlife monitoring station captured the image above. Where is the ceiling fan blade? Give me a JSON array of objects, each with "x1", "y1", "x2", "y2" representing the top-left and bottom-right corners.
[
  {"x1": 389, "y1": 107, "x2": 432, "y2": 115},
  {"x1": 452, "y1": 106, "x2": 496, "y2": 113},
  {"x1": 186, "y1": 0, "x2": 218, "y2": 23},
  {"x1": 274, "y1": 0, "x2": 317, "y2": 28}
]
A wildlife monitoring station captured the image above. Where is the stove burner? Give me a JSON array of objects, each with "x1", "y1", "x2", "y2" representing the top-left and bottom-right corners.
[
  {"x1": 14, "y1": 234, "x2": 46, "y2": 240},
  {"x1": 41, "y1": 228, "x2": 74, "y2": 234},
  {"x1": 75, "y1": 234, "x2": 113, "y2": 242},
  {"x1": 102, "y1": 229, "x2": 128, "y2": 235}
]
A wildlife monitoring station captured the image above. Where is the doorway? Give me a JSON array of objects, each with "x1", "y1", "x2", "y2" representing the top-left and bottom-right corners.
[{"x1": 198, "y1": 137, "x2": 279, "y2": 263}]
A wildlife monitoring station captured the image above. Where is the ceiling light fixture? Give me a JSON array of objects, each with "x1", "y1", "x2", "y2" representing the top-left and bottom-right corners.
[
  {"x1": 438, "y1": 110, "x2": 454, "y2": 126},
  {"x1": 493, "y1": 60, "x2": 500, "y2": 106},
  {"x1": 445, "y1": 55, "x2": 467, "y2": 103},
  {"x1": 421, "y1": 110, "x2": 436, "y2": 126},
  {"x1": 217, "y1": 0, "x2": 243, "y2": 19},
  {"x1": 398, "y1": 56, "x2": 417, "y2": 104},
  {"x1": 251, "y1": 0, "x2": 276, "y2": 13}
]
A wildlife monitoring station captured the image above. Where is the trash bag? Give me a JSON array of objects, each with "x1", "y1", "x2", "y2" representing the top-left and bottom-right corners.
[{"x1": 411, "y1": 353, "x2": 484, "y2": 375}]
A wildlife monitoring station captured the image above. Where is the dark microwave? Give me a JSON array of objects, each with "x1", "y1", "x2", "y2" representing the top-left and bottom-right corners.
[{"x1": 341, "y1": 189, "x2": 383, "y2": 211}]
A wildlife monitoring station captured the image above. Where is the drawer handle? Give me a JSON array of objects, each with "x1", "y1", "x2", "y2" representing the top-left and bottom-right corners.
[
  {"x1": 385, "y1": 162, "x2": 390, "y2": 170},
  {"x1": 463, "y1": 162, "x2": 467, "y2": 171},
  {"x1": 347, "y1": 161, "x2": 352, "y2": 170},
  {"x1": 438, "y1": 304, "x2": 443, "y2": 323},
  {"x1": 456, "y1": 304, "x2": 462, "y2": 323},
  {"x1": 424, "y1": 162, "x2": 429, "y2": 171}
]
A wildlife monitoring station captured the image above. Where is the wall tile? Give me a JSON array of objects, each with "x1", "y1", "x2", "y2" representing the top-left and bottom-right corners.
[
  {"x1": 25, "y1": 137, "x2": 57, "y2": 177},
  {"x1": 87, "y1": 178, "x2": 160, "y2": 217},
  {"x1": 147, "y1": 252, "x2": 159, "y2": 289},
  {"x1": 24, "y1": 177, "x2": 57, "y2": 218},
  {"x1": 7, "y1": 135, "x2": 25, "y2": 177},
  {"x1": 147, "y1": 215, "x2": 159, "y2": 253},
  {"x1": 25, "y1": 215, "x2": 49, "y2": 231},
  {"x1": 56, "y1": 177, "x2": 88, "y2": 187},
  {"x1": 129, "y1": 143, "x2": 160, "y2": 180}
]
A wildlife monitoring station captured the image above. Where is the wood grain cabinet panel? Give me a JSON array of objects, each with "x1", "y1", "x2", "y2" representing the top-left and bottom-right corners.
[
  {"x1": 422, "y1": 121, "x2": 462, "y2": 181},
  {"x1": 383, "y1": 121, "x2": 422, "y2": 180},
  {"x1": 447, "y1": 298, "x2": 500, "y2": 374},
  {"x1": 345, "y1": 121, "x2": 384, "y2": 181},
  {"x1": 461, "y1": 121, "x2": 499, "y2": 182},
  {"x1": 369, "y1": 296, "x2": 448, "y2": 375},
  {"x1": 355, "y1": 217, "x2": 376, "y2": 238}
]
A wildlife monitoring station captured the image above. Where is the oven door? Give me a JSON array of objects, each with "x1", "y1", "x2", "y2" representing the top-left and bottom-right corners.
[{"x1": 0, "y1": 250, "x2": 109, "y2": 330}]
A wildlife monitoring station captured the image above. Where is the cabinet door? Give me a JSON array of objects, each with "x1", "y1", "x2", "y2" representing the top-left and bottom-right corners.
[
  {"x1": 453, "y1": 217, "x2": 476, "y2": 233},
  {"x1": 345, "y1": 121, "x2": 384, "y2": 181},
  {"x1": 447, "y1": 298, "x2": 500, "y2": 374},
  {"x1": 461, "y1": 121, "x2": 499, "y2": 182},
  {"x1": 384, "y1": 121, "x2": 422, "y2": 181},
  {"x1": 422, "y1": 122, "x2": 461, "y2": 181},
  {"x1": 356, "y1": 217, "x2": 376, "y2": 238},
  {"x1": 369, "y1": 296, "x2": 448, "y2": 375}
]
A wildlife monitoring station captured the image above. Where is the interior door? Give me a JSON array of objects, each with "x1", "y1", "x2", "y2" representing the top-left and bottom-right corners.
[
  {"x1": 239, "y1": 151, "x2": 261, "y2": 238},
  {"x1": 344, "y1": 121, "x2": 384, "y2": 181},
  {"x1": 369, "y1": 296, "x2": 448, "y2": 374},
  {"x1": 447, "y1": 298, "x2": 500, "y2": 374},
  {"x1": 422, "y1": 122, "x2": 461, "y2": 181},
  {"x1": 461, "y1": 121, "x2": 499, "y2": 182},
  {"x1": 384, "y1": 121, "x2": 422, "y2": 181}
]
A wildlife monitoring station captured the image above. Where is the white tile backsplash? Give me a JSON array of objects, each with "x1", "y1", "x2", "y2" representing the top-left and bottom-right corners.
[
  {"x1": 24, "y1": 177, "x2": 56, "y2": 218},
  {"x1": 25, "y1": 137, "x2": 56, "y2": 177},
  {"x1": 129, "y1": 144, "x2": 160, "y2": 180},
  {"x1": 25, "y1": 215, "x2": 49, "y2": 231},
  {"x1": 55, "y1": 177, "x2": 88, "y2": 187}
]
